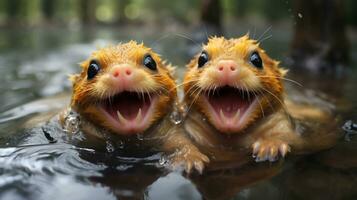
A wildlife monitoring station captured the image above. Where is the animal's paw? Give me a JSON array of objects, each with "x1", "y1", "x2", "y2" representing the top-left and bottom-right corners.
[
  {"x1": 252, "y1": 139, "x2": 290, "y2": 162},
  {"x1": 169, "y1": 146, "x2": 210, "y2": 174}
]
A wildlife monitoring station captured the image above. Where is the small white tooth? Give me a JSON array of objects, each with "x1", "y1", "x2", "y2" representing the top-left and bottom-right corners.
[
  {"x1": 232, "y1": 109, "x2": 241, "y2": 124},
  {"x1": 117, "y1": 110, "x2": 128, "y2": 124},
  {"x1": 135, "y1": 108, "x2": 142, "y2": 122},
  {"x1": 220, "y1": 109, "x2": 226, "y2": 121}
]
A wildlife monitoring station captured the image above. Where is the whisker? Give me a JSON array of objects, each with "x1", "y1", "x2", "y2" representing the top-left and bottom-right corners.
[
  {"x1": 257, "y1": 25, "x2": 272, "y2": 42},
  {"x1": 151, "y1": 32, "x2": 201, "y2": 50},
  {"x1": 241, "y1": 83, "x2": 247, "y2": 101},
  {"x1": 186, "y1": 82, "x2": 202, "y2": 96},
  {"x1": 172, "y1": 33, "x2": 201, "y2": 49},
  {"x1": 150, "y1": 32, "x2": 201, "y2": 53},
  {"x1": 140, "y1": 88, "x2": 145, "y2": 102},
  {"x1": 171, "y1": 79, "x2": 199, "y2": 91},
  {"x1": 252, "y1": 26, "x2": 257, "y2": 40},
  {"x1": 145, "y1": 88, "x2": 152, "y2": 102},
  {"x1": 150, "y1": 33, "x2": 173, "y2": 49},
  {"x1": 256, "y1": 76, "x2": 303, "y2": 87},
  {"x1": 203, "y1": 24, "x2": 209, "y2": 41},
  {"x1": 255, "y1": 88, "x2": 274, "y2": 115},
  {"x1": 188, "y1": 86, "x2": 202, "y2": 98},
  {"x1": 187, "y1": 89, "x2": 202, "y2": 113},
  {"x1": 253, "y1": 90, "x2": 265, "y2": 118},
  {"x1": 207, "y1": 84, "x2": 214, "y2": 98},
  {"x1": 241, "y1": 82, "x2": 265, "y2": 118},
  {"x1": 186, "y1": 85, "x2": 204, "y2": 113},
  {"x1": 259, "y1": 34, "x2": 272, "y2": 44},
  {"x1": 260, "y1": 87, "x2": 286, "y2": 113},
  {"x1": 212, "y1": 85, "x2": 217, "y2": 96}
]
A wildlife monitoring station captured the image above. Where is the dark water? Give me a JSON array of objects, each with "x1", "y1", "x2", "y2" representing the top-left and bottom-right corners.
[{"x1": 0, "y1": 26, "x2": 356, "y2": 200}]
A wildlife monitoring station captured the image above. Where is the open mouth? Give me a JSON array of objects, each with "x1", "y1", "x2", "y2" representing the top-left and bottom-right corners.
[
  {"x1": 202, "y1": 86, "x2": 258, "y2": 132},
  {"x1": 99, "y1": 91, "x2": 157, "y2": 134}
]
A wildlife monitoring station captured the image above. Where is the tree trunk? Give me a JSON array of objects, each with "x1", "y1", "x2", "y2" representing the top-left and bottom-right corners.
[
  {"x1": 200, "y1": 0, "x2": 222, "y2": 35},
  {"x1": 5, "y1": 0, "x2": 22, "y2": 25},
  {"x1": 78, "y1": 0, "x2": 97, "y2": 25},
  {"x1": 115, "y1": 0, "x2": 130, "y2": 24},
  {"x1": 290, "y1": 0, "x2": 349, "y2": 73},
  {"x1": 235, "y1": 0, "x2": 248, "y2": 19},
  {"x1": 41, "y1": 0, "x2": 56, "y2": 22}
]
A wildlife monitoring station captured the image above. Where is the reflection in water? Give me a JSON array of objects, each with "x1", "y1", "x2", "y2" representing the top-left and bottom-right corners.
[
  {"x1": 0, "y1": 27, "x2": 356, "y2": 199},
  {"x1": 191, "y1": 162, "x2": 283, "y2": 200}
]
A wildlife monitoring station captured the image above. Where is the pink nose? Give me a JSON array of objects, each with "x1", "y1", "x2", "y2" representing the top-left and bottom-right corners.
[
  {"x1": 217, "y1": 60, "x2": 237, "y2": 72},
  {"x1": 108, "y1": 65, "x2": 137, "y2": 92},
  {"x1": 215, "y1": 60, "x2": 238, "y2": 84},
  {"x1": 111, "y1": 65, "x2": 133, "y2": 79}
]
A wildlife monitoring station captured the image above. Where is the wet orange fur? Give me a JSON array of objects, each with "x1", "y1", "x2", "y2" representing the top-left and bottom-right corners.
[
  {"x1": 184, "y1": 35, "x2": 285, "y2": 134},
  {"x1": 182, "y1": 35, "x2": 339, "y2": 164},
  {"x1": 65, "y1": 41, "x2": 209, "y2": 174},
  {"x1": 70, "y1": 41, "x2": 176, "y2": 135}
]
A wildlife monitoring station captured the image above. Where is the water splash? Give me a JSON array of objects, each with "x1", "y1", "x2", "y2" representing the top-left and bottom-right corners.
[
  {"x1": 105, "y1": 140, "x2": 115, "y2": 153},
  {"x1": 342, "y1": 120, "x2": 357, "y2": 141},
  {"x1": 159, "y1": 155, "x2": 169, "y2": 167},
  {"x1": 170, "y1": 102, "x2": 187, "y2": 125},
  {"x1": 63, "y1": 109, "x2": 81, "y2": 135},
  {"x1": 117, "y1": 140, "x2": 125, "y2": 149},
  {"x1": 136, "y1": 134, "x2": 144, "y2": 141},
  {"x1": 170, "y1": 111, "x2": 183, "y2": 125}
]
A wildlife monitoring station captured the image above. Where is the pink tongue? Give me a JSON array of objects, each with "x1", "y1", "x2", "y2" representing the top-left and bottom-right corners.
[
  {"x1": 208, "y1": 89, "x2": 250, "y2": 118},
  {"x1": 104, "y1": 92, "x2": 151, "y2": 120}
]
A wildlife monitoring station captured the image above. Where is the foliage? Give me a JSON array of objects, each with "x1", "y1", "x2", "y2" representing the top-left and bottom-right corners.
[{"x1": 0, "y1": 0, "x2": 355, "y2": 27}]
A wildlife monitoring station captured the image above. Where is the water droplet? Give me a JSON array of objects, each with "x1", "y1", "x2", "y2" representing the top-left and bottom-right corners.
[
  {"x1": 159, "y1": 156, "x2": 169, "y2": 166},
  {"x1": 170, "y1": 102, "x2": 188, "y2": 125},
  {"x1": 170, "y1": 111, "x2": 183, "y2": 125},
  {"x1": 117, "y1": 140, "x2": 125, "y2": 149},
  {"x1": 106, "y1": 140, "x2": 115, "y2": 153},
  {"x1": 63, "y1": 109, "x2": 80, "y2": 134},
  {"x1": 298, "y1": 13, "x2": 303, "y2": 18},
  {"x1": 342, "y1": 120, "x2": 357, "y2": 141},
  {"x1": 136, "y1": 134, "x2": 144, "y2": 141}
]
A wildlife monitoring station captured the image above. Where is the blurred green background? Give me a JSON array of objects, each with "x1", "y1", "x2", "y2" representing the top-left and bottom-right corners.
[
  {"x1": 0, "y1": 0, "x2": 355, "y2": 28},
  {"x1": 0, "y1": 0, "x2": 355, "y2": 72}
]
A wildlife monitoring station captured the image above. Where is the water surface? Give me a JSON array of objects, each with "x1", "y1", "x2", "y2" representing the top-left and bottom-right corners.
[{"x1": 0, "y1": 26, "x2": 356, "y2": 200}]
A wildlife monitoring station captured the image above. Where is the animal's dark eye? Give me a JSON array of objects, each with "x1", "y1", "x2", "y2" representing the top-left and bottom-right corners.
[
  {"x1": 87, "y1": 60, "x2": 100, "y2": 80},
  {"x1": 250, "y1": 52, "x2": 263, "y2": 69},
  {"x1": 143, "y1": 54, "x2": 157, "y2": 71},
  {"x1": 198, "y1": 51, "x2": 209, "y2": 68}
]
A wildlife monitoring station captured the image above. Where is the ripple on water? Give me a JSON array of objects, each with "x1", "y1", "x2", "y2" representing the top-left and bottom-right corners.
[
  {"x1": 0, "y1": 139, "x2": 170, "y2": 200},
  {"x1": 0, "y1": 144, "x2": 107, "y2": 198},
  {"x1": 0, "y1": 144, "x2": 104, "y2": 176}
]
